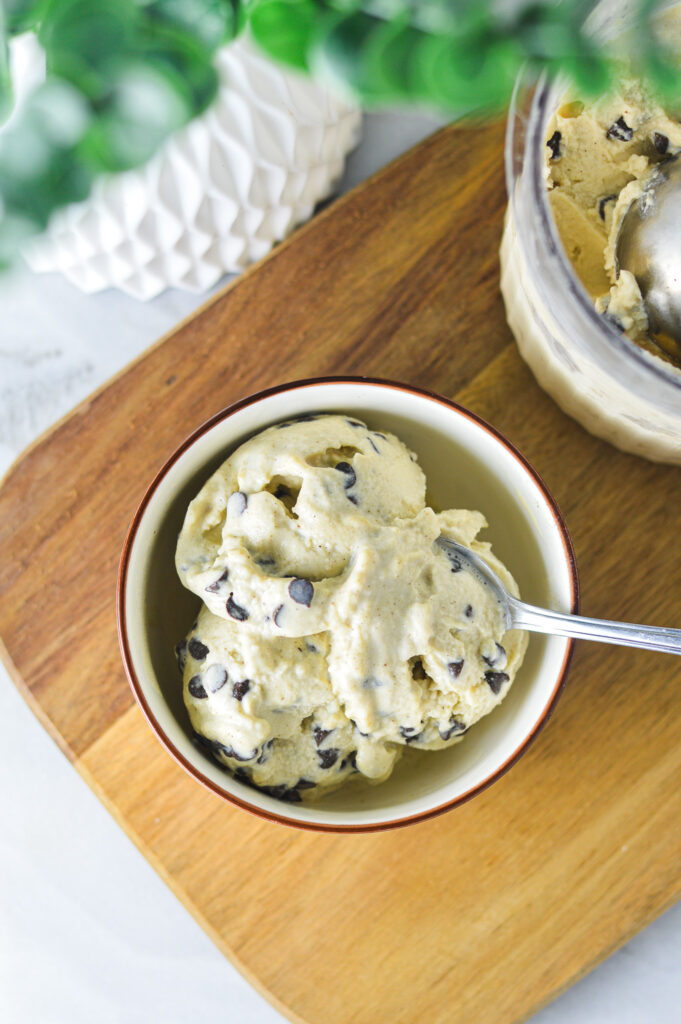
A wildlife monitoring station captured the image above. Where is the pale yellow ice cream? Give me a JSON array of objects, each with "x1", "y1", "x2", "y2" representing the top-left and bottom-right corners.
[
  {"x1": 545, "y1": 81, "x2": 681, "y2": 364},
  {"x1": 175, "y1": 414, "x2": 527, "y2": 802}
]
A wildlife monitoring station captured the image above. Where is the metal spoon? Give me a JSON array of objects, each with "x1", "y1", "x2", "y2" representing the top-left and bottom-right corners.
[
  {"x1": 436, "y1": 536, "x2": 681, "y2": 655},
  {"x1": 615, "y1": 155, "x2": 681, "y2": 358}
]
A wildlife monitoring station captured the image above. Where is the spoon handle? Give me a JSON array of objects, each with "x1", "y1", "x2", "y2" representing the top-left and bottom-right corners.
[{"x1": 510, "y1": 600, "x2": 681, "y2": 655}]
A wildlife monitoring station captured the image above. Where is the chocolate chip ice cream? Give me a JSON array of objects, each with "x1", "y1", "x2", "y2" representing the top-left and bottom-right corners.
[
  {"x1": 545, "y1": 77, "x2": 681, "y2": 365},
  {"x1": 175, "y1": 414, "x2": 527, "y2": 801}
]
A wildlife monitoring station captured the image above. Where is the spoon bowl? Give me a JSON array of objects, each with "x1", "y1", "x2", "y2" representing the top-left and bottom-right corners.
[
  {"x1": 616, "y1": 155, "x2": 681, "y2": 357},
  {"x1": 437, "y1": 536, "x2": 681, "y2": 655}
]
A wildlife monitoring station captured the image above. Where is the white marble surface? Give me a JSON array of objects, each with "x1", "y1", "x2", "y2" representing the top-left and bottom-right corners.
[{"x1": 1, "y1": 110, "x2": 680, "y2": 1024}]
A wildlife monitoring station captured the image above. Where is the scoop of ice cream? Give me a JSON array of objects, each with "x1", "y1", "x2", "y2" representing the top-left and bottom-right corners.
[
  {"x1": 544, "y1": 77, "x2": 681, "y2": 363},
  {"x1": 178, "y1": 607, "x2": 399, "y2": 800},
  {"x1": 176, "y1": 414, "x2": 528, "y2": 801},
  {"x1": 327, "y1": 505, "x2": 526, "y2": 748},
  {"x1": 176, "y1": 414, "x2": 426, "y2": 636}
]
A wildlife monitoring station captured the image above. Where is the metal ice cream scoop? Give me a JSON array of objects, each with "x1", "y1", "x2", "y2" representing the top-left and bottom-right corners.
[
  {"x1": 437, "y1": 537, "x2": 681, "y2": 654},
  {"x1": 616, "y1": 155, "x2": 681, "y2": 355}
]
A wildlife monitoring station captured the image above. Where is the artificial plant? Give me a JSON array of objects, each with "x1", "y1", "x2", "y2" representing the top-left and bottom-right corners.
[{"x1": 0, "y1": 0, "x2": 676, "y2": 264}]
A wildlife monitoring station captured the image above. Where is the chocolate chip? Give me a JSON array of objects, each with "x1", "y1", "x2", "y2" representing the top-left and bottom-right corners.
[
  {"x1": 313, "y1": 726, "x2": 331, "y2": 746},
  {"x1": 276, "y1": 421, "x2": 292, "y2": 429},
  {"x1": 293, "y1": 413, "x2": 320, "y2": 422},
  {"x1": 485, "y1": 670, "x2": 510, "y2": 694},
  {"x1": 288, "y1": 578, "x2": 314, "y2": 606},
  {"x1": 448, "y1": 555, "x2": 462, "y2": 573},
  {"x1": 274, "y1": 484, "x2": 290, "y2": 500},
  {"x1": 254, "y1": 741, "x2": 274, "y2": 765},
  {"x1": 347, "y1": 494, "x2": 359, "y2": 506},
  {"x1": 305, "y1": 642, "x2": 318, "y2": 653},
  {"x1": 368, "y1": 438, "x2": 380, "y2": 454},
  {"x1": 224, "y1": 744, "x2": 257, "y2": 763},
  {"x1": 281, "y1": 789, "x2": 303, "y2": 803},
  {"x1": 235, "y1": 769, "x2": 297, "y2": 798},
  {"x1": 227, "y1": 491, "x2": 248, "y2": 516},
  {"x1": 193, "y1": 731, "x2": 219, "y2": 756},
  {"x1": 273, "y1": 604, "x2": 285, "y2": 627},
  {"x1": 205, "y1": 569, "x2": 228, "y2": 593},
  {"x1": 341, "y1": 751, "x2": 357, "y2": 771},
  {"x1": 204, "y1": 664, "x2": 228, "y2": 693},
  {"x1": 482, "y1": 643, "x2": 506, "y2": 668},
  {"x1": 373, "y1": 432, "x2": 387, "y2": 440},
  {"x1": 547, "y1": 130, "x2": 561, "y2": 160},
  {"x1": 256, "y1": 556, "x2": 276, "y2": 569},
  {"x1": 606, "y1": 116, "x2": 633, "y2": 142},
  {"x1": 296, "y1": 778, "x2": 317, "y2": 790},
  {"x1": 335, "y1": 461, "x2": 356, "y2": 488},
  {"x1": 174, "y1": 639, "x2": 187, "y2": 672},
  {"x1": 209, "y1": 737, "x2": 228, "y2": 756},
  {"x1": 399, "y1": 726, "x2": 423, "y2": 744},
  {"x1": 226, "y1": 593, "x2": 249, "y2": 621},
  {"x1": 232, "y1": 769, "x2": 295, "y2": 799},
  {"x1": 598, "y1": 194, "x2": 617, "y2": 220},
  {"x1": 232, "y1": 678, "x2": 251, "y2": 701},
  {"x1": 262, "y1": 785, "x2": 302, "y2": 802},
  {"x1": 448, "y1": 659, "x2": 464, "y2": 679},
  {"x1": 257, "y1": 740, "x2": 274, "y2": 764},
  {"x1": 439, "y1": 717, "x2": 467, "y2": 741},
  {"x1": 317, "y1": 747, "x2": 340, "y2": 769},
  {"x1": 362, "y1": 676, "x2": 382, "y2": 689},
  {"x1": 188, "y1": 675, "x2": 207, "y2": 699},
  {"x1": 188, "y1": 637, "x2": 209, "y2": 660},
  {"x1": 653, "y1": 131, "x2": 669, "y2": 154},
  {"x1": 346, "y1": 419, "x2": 364, "y2": 428},
  {"x1": 464, "y1": 604, "x2": 474, "y2": 618}
]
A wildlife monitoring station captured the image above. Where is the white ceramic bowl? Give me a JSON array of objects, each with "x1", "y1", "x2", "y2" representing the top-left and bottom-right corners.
[{"x1": 117, "y1": 377, "x2": 578, "y2": 832}]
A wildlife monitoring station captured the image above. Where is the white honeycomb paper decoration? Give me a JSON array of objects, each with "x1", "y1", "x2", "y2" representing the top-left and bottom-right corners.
[{"x1": 18, "y1": 36, "x2": 361, "y2": 299}]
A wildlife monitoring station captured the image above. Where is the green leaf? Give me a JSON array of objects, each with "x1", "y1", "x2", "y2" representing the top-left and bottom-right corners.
[
  {"x1": 356, "y1": 18, "x2": 421, "y2": 103},
  {"x1": 39, "y1": 0, "x2": 140, "y2": 69},
  {"x1": 4, "y1": 0, "x2": 51, "y2": 36},
  {"x1": 139, "y1": 20, "x2": 219, "y2": 112},
  {"x1": 316, "y1": 11, "x2": 387, "y2": 101},
  {"x1": 39, "y1": 0, "x2": 140, "y2": 99},
  {"x1": 0, "y1": 137, "x2": 93, "y2": 225},
  {"x1": 0, "y1": 4, "x2": 13, "y2": 124},
  {"x1": 0, "y1": 116, "x2": 52, "y2": 183},
  {"x1": 0, "y1": 210, "x2": 45, "y2": 267},
  {"x1": 639, "y1": 46, "x2": 681, "y2": 104},
  {"x1": 76, "y1": 59, "x2": 191, "y2": 172},
  {"x1": 248, "y1": 0, "x2": 318, "y2": 71},
  {"x1": 26, "y1": 77, "x2": 91, "y2": 147},
  {"x1": 416, "y1": 31, "x2": 523, "y2": 114},
  {"x1": 147, "y1": 0, "x2": 236, "y2": 51},
  {"x1": 514, "y1": 4, "x2": 582, "y2": 62},
  {"x1": 316, "y1": 10, "x2": 521, "y2": 114},
  {"x1": 557, "y1": 46, "x2": 611, "y2": 97},
  {"x1": 0, "y1": 78, "x2": 90, "y2": 177}
]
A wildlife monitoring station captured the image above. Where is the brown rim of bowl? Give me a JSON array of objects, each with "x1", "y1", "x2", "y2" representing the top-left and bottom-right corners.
[{"x1": 117, "y1": 375, "x2": 579, "y2": 834}]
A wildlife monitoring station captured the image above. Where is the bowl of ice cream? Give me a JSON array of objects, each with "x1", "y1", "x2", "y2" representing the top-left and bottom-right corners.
[
  {"x1": 500, "y1": 3, "x2": 681, "y2": 464},
  {"x1": 117, "y1": 377, "x2": 578, "y2": 832}
]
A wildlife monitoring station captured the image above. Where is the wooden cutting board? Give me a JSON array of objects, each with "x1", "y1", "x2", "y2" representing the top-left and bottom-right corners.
[{"x1": 2, "y1": 121, "x2": 681, "y2": 1024}]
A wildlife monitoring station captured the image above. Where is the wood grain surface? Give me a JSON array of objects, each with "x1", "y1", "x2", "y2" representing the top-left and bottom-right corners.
[{"x1": 2, "y1": 121, "x2": 681, "y2": 1024}]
